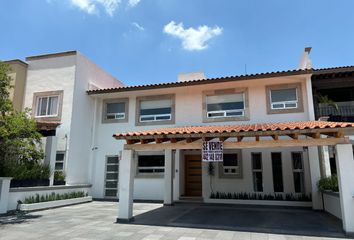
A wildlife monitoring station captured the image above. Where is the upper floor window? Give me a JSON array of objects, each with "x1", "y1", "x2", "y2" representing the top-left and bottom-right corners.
[
  {"x1": 136, "y1": 95, "x2": 175, "y2": 126},
  {"x1": 203, "y1": 89, "x2": 249, "y2": 123},
  {"x1": 102, "y1": 98, "x2": 128, "y2": 123},
  {"x1": 206, "y1": 93, "x2": 245, "y2": 118},
  {"x1": 33, "y1": 90, "x2": 63, "y2": 121},
  {"x1": 270, "y1": 88, "x2": 298, "y2": 110},
  {"x1": 36, "y1": 95, "x2": 59, "y2": 117},
  {"x1": 266, "y1": 83, "x2": 304, "y2": 114}
]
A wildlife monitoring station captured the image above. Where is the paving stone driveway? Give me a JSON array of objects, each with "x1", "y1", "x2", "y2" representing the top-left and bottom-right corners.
[{"x1": 0, "y1": 201, "x2": 350, "y2": 240}]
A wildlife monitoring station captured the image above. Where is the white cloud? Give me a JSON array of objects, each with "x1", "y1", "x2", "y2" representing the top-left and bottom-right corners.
[
  {"x1": 69, "y1": 0, "x2": 120, "y2": 16},
  {"x1": 132, "y1": 22, "x2": 144, "y2": 31},
  {"x1": 163, "y1": 21, "x2": 223, "y2": 51},
  {"x1": 128, "y1": 0, "x2": 140, "y2": 7}
]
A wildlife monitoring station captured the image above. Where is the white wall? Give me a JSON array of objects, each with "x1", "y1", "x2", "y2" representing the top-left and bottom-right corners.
[
  {"x1": 66, "y1": 52, "x2": 123, "y2": 185},
  {"x1": 24, "y1": 55, "x2": 77, "y2": 154},
  {"x1": 91, "y1": 74, "x2": 313, "y2": 199},
  {"x1": 24, "y1": 52, "x2": 123, "y2": 186},
  {"x1": 201, "y1": 147, "x2": 312, "y2": 199}
]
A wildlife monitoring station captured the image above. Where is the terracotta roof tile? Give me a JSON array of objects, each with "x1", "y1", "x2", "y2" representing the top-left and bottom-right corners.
[{"x1": 113, "y1": 121, "x2": 354, "y2": 139}]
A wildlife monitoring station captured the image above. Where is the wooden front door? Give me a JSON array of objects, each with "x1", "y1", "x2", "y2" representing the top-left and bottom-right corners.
[{"x1": 185, "y1": 155, "x2": 202, "y2": 196}]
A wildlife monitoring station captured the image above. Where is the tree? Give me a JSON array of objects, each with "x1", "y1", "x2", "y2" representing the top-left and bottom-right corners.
[{"x1": 0, "y1": 61, "x2": 46, "y2": 178}]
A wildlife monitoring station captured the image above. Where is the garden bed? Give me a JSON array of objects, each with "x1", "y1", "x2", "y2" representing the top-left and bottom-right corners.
[
  {"x1": 19, "y1": 196, "x2": 92, "y2": 211},
  {"x1": 205, "y1": 198, "x2": 312, "y2": 207}
]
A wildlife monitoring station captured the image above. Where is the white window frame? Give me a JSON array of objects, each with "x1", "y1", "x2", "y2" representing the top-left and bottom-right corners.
[
  {"x1": 55, "y1": 151, "x2": 65, "y2": 172},
  {"x1": 139, "y1": 113, "x2": 172, "y2": 123},
  {"x1": 107, "y1": 112, "x2": 126, "y2": 120},
  {"x1": 206, "y1": 93, "x2": 245, "y2": 119},
  {"x1": 104, "y1": 155, "x2": 119, "y2": 198},
  {"x1": 251, "y1": 153, "x2": 263, "y2": 192},
  {"x1": 221, "y1": 153, "x2": 241, "y2": 176},
  {"x1": 136, "y1": 154, "x2": 165, "y2": 177},
  {"x1": 270, "y1": 88, "x2": 298, "y2": 110},
  {"x1": 35, "y1": 95, "x2": 59, "y2": 118}
]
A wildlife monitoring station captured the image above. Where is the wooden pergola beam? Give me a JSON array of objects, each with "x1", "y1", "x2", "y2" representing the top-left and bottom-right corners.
[{"x1": 124, "y1": 137, "x2": 349, "y2": 151}]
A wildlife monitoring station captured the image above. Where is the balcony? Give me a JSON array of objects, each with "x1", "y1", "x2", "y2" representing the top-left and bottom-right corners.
[{"x1": 315, "y1": 101, "x2": 354, "y2": 122}]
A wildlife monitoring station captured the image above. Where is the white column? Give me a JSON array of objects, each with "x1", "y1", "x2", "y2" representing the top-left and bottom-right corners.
[
  {"x1": 319, "y1": 145, "x2": 331, "y2": 178},
  {"x1": 44, "y1": 136, "x2": 57, "y2": 186},
  {"x1": 164, "y1": 149, "x2": 173, "y2": 205},
  {"x1": 308, "y1": 146, "x2": 323, "y2": 210},
  {"x1": 117, "y1": 149, "x2": 134, "y2": 222},
  {"x1": 173, "y1": 150, "x2": 180, "y2": 201},
  {"x1": 0, "y1": 177, "x2": 12, "y2": 214},
  {"x1": 335, "y1": 144, "x2": 354, "y2": 234}
]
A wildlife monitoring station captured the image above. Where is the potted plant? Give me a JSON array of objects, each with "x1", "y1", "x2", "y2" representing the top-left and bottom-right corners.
[
  {"x1": 318, "y1": 175, "x2": 339, "y2": 193},
  {"x1": 54, "y1": 171, "x2": 66, "y2": 185}
]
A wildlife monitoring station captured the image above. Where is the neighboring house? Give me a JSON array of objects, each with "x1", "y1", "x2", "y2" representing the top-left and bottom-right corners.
[
  {"x1": 21, "y1": 51, "x2": 123, "y2": 185},
  {"x1": 4, "y1": 59, "x2": 28, "y2": 112}
]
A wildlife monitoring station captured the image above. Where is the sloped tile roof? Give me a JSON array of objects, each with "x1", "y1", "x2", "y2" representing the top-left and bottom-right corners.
[
  {"x1": 113, "y1": 121, "x2": 354, "y2": 139},
  {"x1": 88, "y1": 66, "x2": 354, "y2": 95}
]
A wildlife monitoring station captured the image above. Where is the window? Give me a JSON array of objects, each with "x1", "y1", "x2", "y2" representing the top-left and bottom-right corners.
[
  {"x1": 270, "y1": 88, "x2": 298, "y2": 110},
  {"x1": 55, "y1": 152, "x2": 65, "y2": 171},
  {"x1": 105, "y1": 156, "x2": 119, "y2": 198},
  {"x1": 106, "y1": 102, "x2": 125, "y2": 120},
  {"x1": 252, "y1": 153, "x2": 263, "y2": 192},
  {"x1": 271, "y1": 152, "x2": 284, "y2": 192},
  {"x1": 218, "y1": 153, "x2": 242, "y2": 178},
  {"x1": 36, "y1": 95, "x2": 59, "y2": 117},
  {"x1": 206, "y1": 93, "x2": 245, "y2": 118},
  {"x1": 102, "y1": 98, "x2": 128, "y2": 123},
  {"x1": 32, "y1": 90, "x2": 63, "y2": 121},
  {"x1": 140, "y1": 99, "x2": 172, "y2": 122},
  {"x1": 136, "y1": 95, "x2": 175, "y2": 126},
  {"x1": 292, "y1": 152, "x2": 305, "y2": 193},
  {"x1": 266, "y1": 83, "x2": 303, "y2": 114},
  {"x1": 137, "y1": 155, "x2": 164, "y2": 175}
]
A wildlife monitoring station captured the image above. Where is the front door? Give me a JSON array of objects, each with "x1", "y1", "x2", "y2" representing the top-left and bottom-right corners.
[{"x1": 185, "y1": 155, "x2": 202, "y2": 196}]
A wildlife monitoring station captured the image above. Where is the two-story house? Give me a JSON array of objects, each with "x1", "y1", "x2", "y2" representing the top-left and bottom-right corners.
[{"x1": 4, "y1": 49, "x2": 354, "y2": 234}]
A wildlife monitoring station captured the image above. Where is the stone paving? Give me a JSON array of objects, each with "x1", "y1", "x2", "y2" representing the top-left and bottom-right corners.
[{"x1": 0, "y1": 201, "x2": 350, "y2": 240}]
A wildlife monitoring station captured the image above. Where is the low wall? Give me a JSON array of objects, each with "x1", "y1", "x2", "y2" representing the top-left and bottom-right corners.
[
  {"x1": 7, "y1": 184, "x2": 92, "y2": 211},
  {"x1": 205, "y1": 198, "x2": 313, "y2": 207},
  {"x1": 322, "y1": 191, "x2": 341, "y2": 219}
]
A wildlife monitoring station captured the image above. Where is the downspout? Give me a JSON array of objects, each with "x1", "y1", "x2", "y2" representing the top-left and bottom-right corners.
[{"x1": 88, "y1": 97, "x2": 98, "y2": 185}]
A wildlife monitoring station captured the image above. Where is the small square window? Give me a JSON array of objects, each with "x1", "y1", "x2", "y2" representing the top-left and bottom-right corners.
[
  {"x1": 266, "y1": 84, "x2": 303, "y2": 114},
  {"x1": 102, "y1": 99, "x2": 128, "y2": 123},
  {"x1": 219, "y1": 153, "x2": 242, "y2": 178}
]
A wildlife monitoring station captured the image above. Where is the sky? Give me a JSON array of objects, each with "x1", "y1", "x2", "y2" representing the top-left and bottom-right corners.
[{"x1": 1, "y1": 0, "x2": 354, "y2": 86}]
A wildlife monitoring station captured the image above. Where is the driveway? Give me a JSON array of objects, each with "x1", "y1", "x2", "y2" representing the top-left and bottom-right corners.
[{"x1": 0, "y1": 201, "x2": 349, "y2": 240}]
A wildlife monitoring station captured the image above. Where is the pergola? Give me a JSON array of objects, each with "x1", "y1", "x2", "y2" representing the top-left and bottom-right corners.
[
  {"x1": 113, "y1": 121, "x2": 354, "y2": 234},
  {"x1": 37, "y1": 121, "x2": 61, "y2": 185}
]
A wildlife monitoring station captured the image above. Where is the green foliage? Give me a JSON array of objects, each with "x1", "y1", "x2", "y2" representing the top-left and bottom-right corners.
[
  {"x1": 54, "y1": 171, "x2": 66, "y2": 181},
  {"x1": 316, "y1": 93, "x2": 339, "y2": 112},
  {"x1": 23, "y1": 191, "x2": 87, "y2": 204},
  {"x1": 210, "y1": 191, "x2": 312, "y2": 202},
  {"x1": 0, "y1": 61, "x2": 45, "y2": 178},
  {"x1": 318, "y1": 175, "x2": 339, "y2": 192}
]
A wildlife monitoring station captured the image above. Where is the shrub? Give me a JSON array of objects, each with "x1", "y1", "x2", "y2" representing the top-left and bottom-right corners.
[
  {"x1": 210, "y1": 191, "x2": 311, "y2": 202},
  {"x1": 318, "y1": 175, "x2": 339, "y2": 192},
  {"x1": 23, "y1": 191, "x2": 87, "y2": 204},
  {"x1": 54, "y1": 171, "x2": 66, "y2": 181}
]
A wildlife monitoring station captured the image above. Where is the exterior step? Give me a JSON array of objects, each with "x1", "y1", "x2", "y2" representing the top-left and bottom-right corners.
[{"x1": 178, "y1": 196, "x2": 203, "y2": 202}]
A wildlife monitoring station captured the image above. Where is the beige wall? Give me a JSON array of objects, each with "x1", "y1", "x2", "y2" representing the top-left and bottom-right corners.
[{"x1": 6, "y1": 60, "x2": 28, "y2": 112}]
